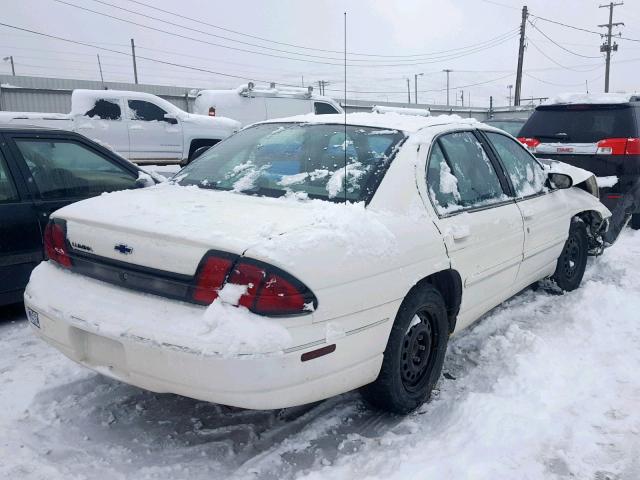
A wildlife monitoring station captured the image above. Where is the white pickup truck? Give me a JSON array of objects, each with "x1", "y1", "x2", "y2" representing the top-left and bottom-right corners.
[{"x1": 0, "y1": 89, "x2": 241, "y2": 164}]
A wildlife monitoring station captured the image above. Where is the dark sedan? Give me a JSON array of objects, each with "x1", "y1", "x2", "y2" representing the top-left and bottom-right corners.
[{"x1": 0, "y1": 126, "x2": 153, "y2": 306}]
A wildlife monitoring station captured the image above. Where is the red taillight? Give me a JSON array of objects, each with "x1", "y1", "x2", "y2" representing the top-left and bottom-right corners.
[
  {"x1": 208, "y1": 107, "x2": 216, "y2": 116},
  {"x1": 517, "y1": 137, "x2": 540, "y2": 151},
  {"x1": 191, "y1": 253, "x2": 315, "y2": 316},
  {"x1": 192, "y1": 255, "x2": 235, "y2": 304},
  {"x1": 44, "y1": 221, "x2": 72, "y2": 268},
  {"x1": 596, "y1": 138, "x2": 640, "y2": 155}
]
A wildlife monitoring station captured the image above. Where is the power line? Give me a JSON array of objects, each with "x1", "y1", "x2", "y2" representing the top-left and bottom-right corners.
[
  {"x1": 52, "y1": 0, "x2": 519, "y2": 67},
  {"x1": 527, "y1": 38, "x2": 604, "y2": 72},
  {"x1": 528, "y1": 20, "x2": 601, "y2": 58},
  {"x1": 127, "y1": 0, "x2": 520, "y2": 59}
]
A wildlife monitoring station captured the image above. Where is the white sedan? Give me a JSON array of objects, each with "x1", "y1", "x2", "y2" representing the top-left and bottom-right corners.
[{"x1": 24, "y1": 113, "x2": 611, "y2": 413}]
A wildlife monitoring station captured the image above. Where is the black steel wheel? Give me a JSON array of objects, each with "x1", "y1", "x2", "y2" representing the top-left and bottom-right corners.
[
  {"x1": 361, "y1": 284, "x2": 449, "y2": 414},
  {"x1": 551, "y1": 219, "x2": 588, "y2": 292}
]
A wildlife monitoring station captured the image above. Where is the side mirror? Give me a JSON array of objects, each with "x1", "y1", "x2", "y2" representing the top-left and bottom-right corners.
[
  {"x1": 164, "y1": 113, "x2": 178, "y2": 125},
  {"x1": 548, "y1": 172, "x2": 573, "y2": 190}
]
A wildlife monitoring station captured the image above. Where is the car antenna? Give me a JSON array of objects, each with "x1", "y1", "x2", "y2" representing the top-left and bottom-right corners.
[{"x1": 343, "y1": 11, "x2": 348, "y2": 204}]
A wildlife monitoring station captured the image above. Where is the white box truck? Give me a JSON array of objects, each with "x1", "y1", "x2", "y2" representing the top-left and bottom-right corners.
[
  {"x1": 0, "y1": 89, "x2": 241, "y2": 164},
  {"x1": 193, "y1": 83, "x2": 343, "y2": 126}
]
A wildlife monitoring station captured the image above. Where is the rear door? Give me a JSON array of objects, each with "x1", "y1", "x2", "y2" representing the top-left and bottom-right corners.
[
  {"x1": 425, "y1": 130, "x2": 524, "y2": 328},
  {"x1": 483, "y1": 131, "x2": 569, "y2": 285},
  {"x1": 126, "y1": 99, "x2": 183, "y2": 163},
  {"x1": 73, "y1": 96, "x2": 130, "y2": 158},
  {"x1": 5, "y1": 133, "x2": 140, "y2": 231},
  {"x1": 0, "y1": 136, "x2": 42, "y2": 304}
]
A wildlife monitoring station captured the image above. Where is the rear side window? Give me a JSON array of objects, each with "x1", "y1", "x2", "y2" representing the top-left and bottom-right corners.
[
  {"x1": 520, "y1": 105, "x2": 637, "y2": 143},
  {"x1": 0, "y1": 152, "x2": 18, "y2": 203},
  {"x1": 128, "y1": 100, "x2": 168, "y2": 122},
  {"x1": 427, "y1": 132, "x2": 506, "y2": 214},
  {"x1": 314, "y1": 102, "x2": 340, "y2": 115},
  {"x1": 485, "y1": 132, "x2": 547, "y2": 197},
  {"x1": 84, "y1": 99, "x2": 121, "y2": 120},
  {"x1": 15, "y1": 139, "x2": 137, "y2": 199}
]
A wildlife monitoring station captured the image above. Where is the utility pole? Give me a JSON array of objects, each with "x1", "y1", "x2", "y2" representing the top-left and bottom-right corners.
[
  {"x1": 507, "y1": 84, "x2": 513, "y2": 106},
  {"x1": 599, "y1": 2, "x2": 624, "y2": 93},
  {"x1": 414, "y1": 73, "x2": 423, "y2": 104},
  {"x1": 96, "y1": 54, "x2": 104, "y2": 84},
  {"x1": 130, "y1": 38, "x2": 139, "y2": 84},
  {"x1": 3, "y1": 56, "x2": 15, "y2": 76},
  {"x1": 514, "y1": 5, "x2": 528, "y2": 106},
  {"x1": 489, "y1": 96, "x2": 494, "y2": 118},
  {"x1": 443, "y1": 69, "x2": 452, "y2": 106},
  {"x1": 460, "y1": 90, "x2": 464, "y2": 107},
  {"x1": 406, "y1": 78, "x2": 411, "y2": 103}
]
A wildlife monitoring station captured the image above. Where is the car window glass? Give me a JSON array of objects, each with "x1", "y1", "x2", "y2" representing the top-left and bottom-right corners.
[
  {"x1": 314, "y1": 102, "x2": 340, "y2": 114},
  {"x1": 485, "y1": 132, "x2": 547, "y2": 197},
  {"x1": 128, "y1": 100, "x2": 168, "y2": 122},
  {"x1": 84, "y1": 99, "x2": 121, "y2": 120},
  {"x1": 430, "y1": 132, "x2": 506, "y2": 213},
  {"x1": 15, "y1": 139, "x2": 137, "y2": 199},
  {"x1": 427, "y1": 142, "x2": 461, "y2": 213},
  {"x1": 0, "y1": 152, "x2": 18, "y2": 203}
]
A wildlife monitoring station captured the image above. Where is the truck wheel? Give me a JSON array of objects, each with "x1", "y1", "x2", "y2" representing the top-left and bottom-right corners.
[
  {"x1": 361, "y1": 285, "x2": 449, "y2": 414},
  {"x1": 550, "y1": 219, "x2": 588, "y2": 292}
]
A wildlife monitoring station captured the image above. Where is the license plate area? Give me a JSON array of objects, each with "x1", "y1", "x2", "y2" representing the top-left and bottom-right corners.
[{"x1": 70, "y1": 328, "x2": 127, "y2": 374}]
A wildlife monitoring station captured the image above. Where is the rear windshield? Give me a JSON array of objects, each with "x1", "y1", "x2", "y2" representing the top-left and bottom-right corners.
[
  {"x1": 519, "y1": 104, "x2": 637, "y2": 143},
  {"x1": 176, "y1": 122, "x2": 405, "y2": 202}
]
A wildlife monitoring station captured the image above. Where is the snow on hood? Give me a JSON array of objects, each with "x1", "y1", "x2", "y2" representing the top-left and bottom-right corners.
[
  {"x1": 538, "y1": 158, "x2": 597, "y2": 195},
  {"x1": 542, "y1": 92, "x2": 637, "y2": 106}
]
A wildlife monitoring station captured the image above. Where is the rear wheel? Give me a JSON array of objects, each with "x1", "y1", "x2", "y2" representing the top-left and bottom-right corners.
[
  {"x1": 550, "y1": 219, "x2": 588, "y2": 292},
  {"x1": 361, "y1": 285, "x2": 449, "y2": 414}
]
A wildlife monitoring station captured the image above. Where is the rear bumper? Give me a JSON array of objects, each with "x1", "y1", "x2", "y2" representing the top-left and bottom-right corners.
[{"x1": 24, "y1": 263, "x2": 394, "y2": 409}]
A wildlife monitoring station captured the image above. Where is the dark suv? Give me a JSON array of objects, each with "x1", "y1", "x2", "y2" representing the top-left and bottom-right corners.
[
  {"x1": 0, "y1": 126, "x2": 152, "y2": 306},
  {"x1": 518, "y1": 95, "x2": 640, "y2": 231}
]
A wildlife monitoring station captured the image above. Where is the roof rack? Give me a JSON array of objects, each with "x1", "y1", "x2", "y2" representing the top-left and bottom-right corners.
[{"x1": 237, "y1": 82, "x2": 315, "y2": 99}]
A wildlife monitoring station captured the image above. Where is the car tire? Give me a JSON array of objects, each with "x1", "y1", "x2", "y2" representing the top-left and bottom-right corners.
[
  {"x1": 550, "y1": 218, "x2": 588, "y2": 292},
  {"x1": 361, "y1": 285, "x2": 449, "y2": 414},
  {"x1": 631, "y1": 214, "x2": 640, "y2": 230}
]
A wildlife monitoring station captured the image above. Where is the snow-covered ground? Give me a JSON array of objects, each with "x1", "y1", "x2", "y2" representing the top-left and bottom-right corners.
[{"x1": 1, "y1": 230, "x2": 639, "y2": 480}]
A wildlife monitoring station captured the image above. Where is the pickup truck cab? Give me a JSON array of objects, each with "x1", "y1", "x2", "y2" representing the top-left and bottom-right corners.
[
  {"x1": 0, "y1": 125, "x2": 154, "y2": 306},
  {"x1": 194, "y1": 83, "x2": 343, "y2": 126},
  {"x1": 0, "y1": 90, "x2": 241, "y2": 164}
]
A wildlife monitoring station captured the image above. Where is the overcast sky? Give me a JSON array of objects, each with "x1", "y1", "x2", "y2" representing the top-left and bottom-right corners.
[{"x1": 2, "y1": 0, "x2": 639, "y2": 107}]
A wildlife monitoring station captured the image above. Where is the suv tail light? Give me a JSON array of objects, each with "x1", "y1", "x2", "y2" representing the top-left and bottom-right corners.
[
  {"x1": 191, "y1": 253, "x2": 316, "y2": 316},
  {"x1": 596, "y1": 138, "x2": 640, "y2": 155},
  {"x1": 517, "y1": 137, "x2": 540, "y2": 152},
  {"x1": 44, "y1": 221, "x2": 72, "y2": 268}
]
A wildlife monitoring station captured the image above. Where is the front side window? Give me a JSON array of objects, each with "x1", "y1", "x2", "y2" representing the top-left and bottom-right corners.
[
  {"x1": 0, "y1": 152, "x2": 18, "y2": 203},
  {"x1": 128, "y1": 100, "x2": 168, "y2": 122},
  {"x1": 485, "y1": 132, "x2": 546, "y2": 198},
  {"x1": 176, "y1": 123, "x2": 404, "y2": 202},
  {"x1": 427, "y1": 131, "x2": 506, "y2": 214},
  {"x1": 314, "y1": 102, "x2": 340, "y2": 115},
  {"x1": 15, "y1": 139, "x2": 137, "y2": 199},
  {"x1": 84, "y1": 99, "x2": 121, "y2": 120}
]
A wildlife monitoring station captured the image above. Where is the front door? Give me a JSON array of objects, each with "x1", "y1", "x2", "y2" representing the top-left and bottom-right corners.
[
  {"x1": 424, "y1": 131, "x2": 524, "y2": 329},
  {"x1": 482, "y1": 131, "x2": 569, "y2": 286},
  {"x1": 126, "y1": 99, "x2": 183, "y2": 163}
]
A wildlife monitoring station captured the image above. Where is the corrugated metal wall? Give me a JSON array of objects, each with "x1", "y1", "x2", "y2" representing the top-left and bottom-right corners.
[
  {"x1": 0, "y1": 75, "x2": 197, "y2": 113},
  {"x1": 0, "y1": 74, "x2": 534, "y2": 120}
]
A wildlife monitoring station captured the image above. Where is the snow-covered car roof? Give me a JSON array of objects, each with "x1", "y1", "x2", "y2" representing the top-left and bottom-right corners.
[
  {"x1": 258, "y1": 112, "x2": 480, "y2": 134},
  {"x1": 542, "y1": 92, "x2": 640, "y2": 106}
]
